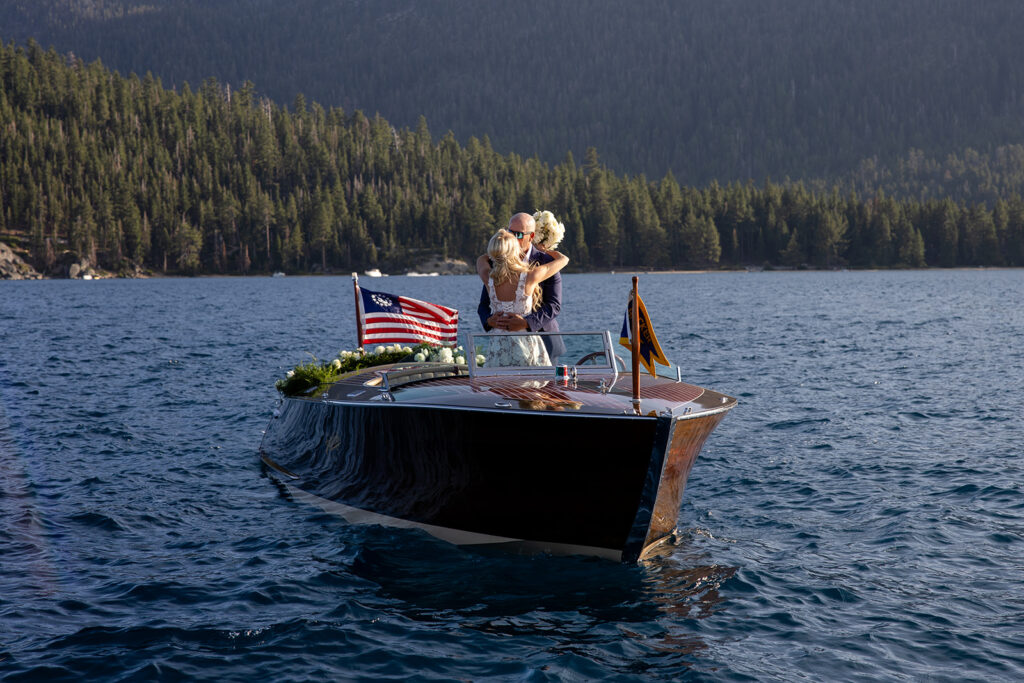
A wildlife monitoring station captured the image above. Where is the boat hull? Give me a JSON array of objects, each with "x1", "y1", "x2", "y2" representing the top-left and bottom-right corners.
[{"x1": 260, "y1": 396, "x2": 727, "y2": 562}]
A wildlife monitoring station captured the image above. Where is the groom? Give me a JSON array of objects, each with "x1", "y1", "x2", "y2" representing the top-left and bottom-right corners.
[{"x1": 477, "y1": 212, "x2": 566, "y2": 360}]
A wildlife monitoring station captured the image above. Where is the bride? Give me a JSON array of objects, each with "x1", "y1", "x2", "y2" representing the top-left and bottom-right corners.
[{"x1": 476, "y1": 229, "x2": 569, "y2": 366}]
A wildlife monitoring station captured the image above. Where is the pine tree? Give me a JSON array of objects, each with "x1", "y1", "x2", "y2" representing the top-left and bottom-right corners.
[
  {"x1": 586, "y1": 169, "x2": 619, "y2": 268},
  {"x1": 695, "y1": 215, "x2": 722, "y2": 267},
  {"x1": 780, "y1": 229, "x2": 804, "y2": 267}
]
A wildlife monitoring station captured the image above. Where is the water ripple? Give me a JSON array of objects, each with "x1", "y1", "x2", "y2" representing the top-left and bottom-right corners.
[{"x1": 1, "y1": 272, "x2": 1023, "y2": 680}]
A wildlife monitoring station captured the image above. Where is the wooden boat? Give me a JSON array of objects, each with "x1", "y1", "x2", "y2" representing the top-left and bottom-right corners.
[{"x1": 259, "y1": 331, "x2": 735, "y2": 562}]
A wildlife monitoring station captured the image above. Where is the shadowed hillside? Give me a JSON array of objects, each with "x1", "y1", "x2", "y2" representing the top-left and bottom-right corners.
[{"x1": 4, "y1": 0, "x2": 1024, "y2": 186}]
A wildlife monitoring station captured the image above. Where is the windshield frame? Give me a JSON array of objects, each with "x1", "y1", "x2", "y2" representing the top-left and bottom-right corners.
[{"x1": 466, "y1": 330, "x2": 621, "y2": 381}]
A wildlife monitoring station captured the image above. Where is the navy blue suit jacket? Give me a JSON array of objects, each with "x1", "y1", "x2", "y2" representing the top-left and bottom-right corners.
[{"x1": 477, "y1": 248, "x2": 566, "y2": 358}]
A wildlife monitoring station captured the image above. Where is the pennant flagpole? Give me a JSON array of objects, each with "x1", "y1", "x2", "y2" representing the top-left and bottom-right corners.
[
  {"x1": 631, "y1": 275, "x2": 641, "y2": 412},
  {"x1": 352, "y1": 273, "x2": 363, "y2": 349}
]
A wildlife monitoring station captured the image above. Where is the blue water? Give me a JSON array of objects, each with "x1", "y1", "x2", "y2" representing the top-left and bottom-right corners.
[{"x1": 1, "y1": 270, "x2": 1022, "y2": 681}]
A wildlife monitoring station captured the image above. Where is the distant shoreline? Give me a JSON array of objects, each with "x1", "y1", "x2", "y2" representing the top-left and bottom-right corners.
[
  {"x1": 6, "y1": 265, "x2": 1022, "y2": 282},
  {"x1": 4, "y1": 238, "x2": 1021, "y2": 281}
]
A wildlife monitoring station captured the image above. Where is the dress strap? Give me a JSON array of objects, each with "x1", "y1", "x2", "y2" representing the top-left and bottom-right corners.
[
  {"x1": 515, "y1": 271, "x2": 528, "y2": 297},
  {"x1": 514, "y1": 271, "x2": 533, "y2": 314},
  {"x1": 487, "y1": 277, "x2": 500, "y2": 310}
]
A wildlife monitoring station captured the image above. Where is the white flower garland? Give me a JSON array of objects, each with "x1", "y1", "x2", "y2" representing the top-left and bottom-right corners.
[
  {"x1": 275, "y1": 343, "x2": 484, "y2": 396},
  {"x1": 362, "y1": 343, "x2": 480, "y2": 366},
  {"x1": 532, "y1": 210, "x2": 565, "y2": 250}
]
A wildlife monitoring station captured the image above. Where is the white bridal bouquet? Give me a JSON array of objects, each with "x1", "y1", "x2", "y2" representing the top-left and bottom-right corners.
[{"x1": 532, "y1": 210, "x2": 565, "y2": 250}]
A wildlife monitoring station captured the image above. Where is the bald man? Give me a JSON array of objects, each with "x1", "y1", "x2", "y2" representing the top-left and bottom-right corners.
[{"x1": 477, "y1": 212, "x2": 566, "y2": 360}]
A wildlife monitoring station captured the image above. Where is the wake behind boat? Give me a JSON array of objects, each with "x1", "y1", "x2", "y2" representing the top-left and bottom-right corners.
[{"x1": 260, "y1": 328, "x2": 735, "y2": 562}]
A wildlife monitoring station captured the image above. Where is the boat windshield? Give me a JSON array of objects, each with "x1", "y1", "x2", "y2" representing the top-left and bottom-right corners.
[{"x1": 466, "y1": 330, "x2": 622, "y2": 379}]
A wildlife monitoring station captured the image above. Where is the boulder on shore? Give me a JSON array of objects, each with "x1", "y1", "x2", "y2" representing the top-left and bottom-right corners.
[
  {"x1": 0, "y1": 242, "x2": 43, "y2": 280},
  {"x1": 407, "y1": 256, "x2": 474, "y2": 275},
  {"x1": 56, "y1": 250, "x2": 101, "y2": 279}
]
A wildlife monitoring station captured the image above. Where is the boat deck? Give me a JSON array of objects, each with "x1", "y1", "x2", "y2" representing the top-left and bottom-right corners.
[{"x1": 315, "y1": 363, "x2": 735, "y2": 418}]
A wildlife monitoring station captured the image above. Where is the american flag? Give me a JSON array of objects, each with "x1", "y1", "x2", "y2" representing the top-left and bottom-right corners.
[{"x1": 358, "y1": 286, "x2": 459, "y2": 346}]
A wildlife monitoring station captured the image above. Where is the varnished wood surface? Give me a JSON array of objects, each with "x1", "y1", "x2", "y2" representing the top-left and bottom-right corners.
[
  {"x1": 642, "y1": 411, "x2": 729, "y2": 552},
  {"x1": 320, "y1": 363, "x2": 736, "y2": 419}
]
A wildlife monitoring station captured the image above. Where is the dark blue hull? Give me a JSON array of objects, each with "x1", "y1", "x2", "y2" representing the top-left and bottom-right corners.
[{"x1": 260, "y1": 394, "x2": 727, "y2": 562}]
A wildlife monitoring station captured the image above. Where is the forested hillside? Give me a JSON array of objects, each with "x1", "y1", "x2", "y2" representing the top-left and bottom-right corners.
[
  {"x1": 833, "y1": 146, "x2": 1024, "y2": 205},
  {"x1": 3, "y1": 0, "x2": 1024, "y2": 187},
  {"x1": 4, "y1": 42, "x2": 1024, "y2": 277}
]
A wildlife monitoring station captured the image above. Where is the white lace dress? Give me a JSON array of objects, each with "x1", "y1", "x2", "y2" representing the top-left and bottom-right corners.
[{"x1": 485, "y1": 272, "x2": 551, "y2": 367}]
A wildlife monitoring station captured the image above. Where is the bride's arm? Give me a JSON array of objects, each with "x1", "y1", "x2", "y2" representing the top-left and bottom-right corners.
[
  {"x1": 476, "y1": 254, "x2": 491, "y2": 283},
  {"x1": 528, "y1": 247, "x2": 568, "y2": 285}
]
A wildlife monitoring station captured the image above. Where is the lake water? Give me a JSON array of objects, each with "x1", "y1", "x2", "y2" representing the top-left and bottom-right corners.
[{"x1": 1, "y1": 270, "x2": 1022, "y2": 681}]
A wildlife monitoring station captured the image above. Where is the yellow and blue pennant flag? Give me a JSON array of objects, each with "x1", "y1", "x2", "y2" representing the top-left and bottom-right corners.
[{"x1": 619, "y1": 293, "x2": 670, "y2": 376}]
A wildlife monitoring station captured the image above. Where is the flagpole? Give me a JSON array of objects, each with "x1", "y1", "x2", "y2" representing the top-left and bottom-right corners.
[
  {"x1": 631, "y1": 275, "x2": 641, "y2": 413},
  {"x1": 352, "y1": 273, "x2": 363, "y2": 348}
]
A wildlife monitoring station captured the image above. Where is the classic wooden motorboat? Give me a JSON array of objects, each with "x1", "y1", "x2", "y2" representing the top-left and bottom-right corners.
[{"x1": 260, "y1": 331, "x2": 735, "y2": 562}]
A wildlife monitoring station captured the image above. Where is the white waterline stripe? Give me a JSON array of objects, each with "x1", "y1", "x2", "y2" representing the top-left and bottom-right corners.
[{"x1": 281, "y1": 482, "x2": 622, "y2": 561}]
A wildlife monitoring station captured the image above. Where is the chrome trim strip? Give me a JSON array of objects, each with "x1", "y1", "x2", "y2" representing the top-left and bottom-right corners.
[
  {"x1": 603, "y1": 330, "x2": 620, "y2": 385},
  {"x1": 301, "y1": 397, "x2": 660, "y2": 420},
  {"x1": 299, "y1": 395, "x2": 736, "y2": 420},
  {"x1": 675, "y1": 403, "x2": 736, "y2": 420}
]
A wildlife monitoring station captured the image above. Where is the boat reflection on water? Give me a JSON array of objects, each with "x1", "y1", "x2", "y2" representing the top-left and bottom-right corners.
[
  {"x1": 484, "y1": 378, "x2": 585, "y2": 412},
  {"x1": 331, "y1": 523, "x2": 737, "y2": 665},
  {"x1": 642, "y1": 559, "x2": 736, "y2": 622},
  {"x1": 268, "y1": 449, "x2": 739, "y2": 665},
  {"x1": 624, "y1": 533, "x2": 738, "y2": 657}
]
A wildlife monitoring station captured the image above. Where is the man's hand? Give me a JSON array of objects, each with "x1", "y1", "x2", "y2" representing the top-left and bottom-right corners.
[
  {"x1": 487, "y1": 313, "x2": 529, "y2": 331},
  {"x1": 500, "y1": 314, "x2": 528, "y2": 331}
]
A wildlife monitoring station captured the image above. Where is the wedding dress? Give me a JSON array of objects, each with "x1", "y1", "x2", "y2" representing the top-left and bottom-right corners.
[{"x1": 485, "y1": 272, "x2": 551, "y2": 367}]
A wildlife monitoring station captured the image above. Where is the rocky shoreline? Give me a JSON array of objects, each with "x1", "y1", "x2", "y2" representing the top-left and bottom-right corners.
[
  {"x1": 0, "y1": 241, "x2": 474, "y2": 280},
  {"x1": 0, "y1": 241, "x2": 127, "y2": 280},
  {"x1": 404, "y1": 256, "x2": 474, "y2": 276},
  {"x1": 0, "y1": 242, "x2": 43, "y2": 280}
]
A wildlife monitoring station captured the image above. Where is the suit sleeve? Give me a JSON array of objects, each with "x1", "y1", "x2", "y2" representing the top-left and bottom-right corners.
[
  {"x1": 477, "y1": 283, "x2": 492, "y2": 330},
  {"x1": 525, "y1": 270, "x2": 561, "y2": 332}
]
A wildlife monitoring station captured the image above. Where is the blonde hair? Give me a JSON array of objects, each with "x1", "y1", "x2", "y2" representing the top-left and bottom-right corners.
[{"x1": 487, "y1": 229, "x2": 542, "y2": 311}]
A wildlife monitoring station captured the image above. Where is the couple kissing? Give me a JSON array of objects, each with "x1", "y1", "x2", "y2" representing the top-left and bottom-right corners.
[{"x1": 475, "y1": 212, "x2": 568, "y2": 367}]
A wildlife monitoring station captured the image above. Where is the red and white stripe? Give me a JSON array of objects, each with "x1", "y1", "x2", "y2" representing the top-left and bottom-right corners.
[{"x1": 362, "y1": 295, "x2": 459, "y2": 345}]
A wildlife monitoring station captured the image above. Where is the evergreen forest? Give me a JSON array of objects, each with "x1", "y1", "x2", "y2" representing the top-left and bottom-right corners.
[
  {"x1": 3, "y1": 0, "x2": 1024, "y2": 186},
  {"x1": 3, "y1": 41, "x2": 1024, "y2": 276}
]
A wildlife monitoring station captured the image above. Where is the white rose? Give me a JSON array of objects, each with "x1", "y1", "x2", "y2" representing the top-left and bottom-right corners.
[
  {"x1": 331, "y1": 359, "x2": 341, "y2": 370},
  {"x1": 455, "y1": 356, "x2": 466, "y2": 365},
  {"x1": 374, "y1": 346, "x2": 385, "y2": 355},
  {"x1": 286, "y1": 370, "x2": 295, "y2": 378},
  {"x1": 403, "y1": 347, "x2": 412, "y2": 354},
  {"x1": 475, "y1": 354, "x2": 486, "y2": 366},
  {"x1": 532, "y1": 209, "x2": 564, "y2": 249},
  {"x1": 439, "y1": 348, "x2": 454, "y2": 361}
]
